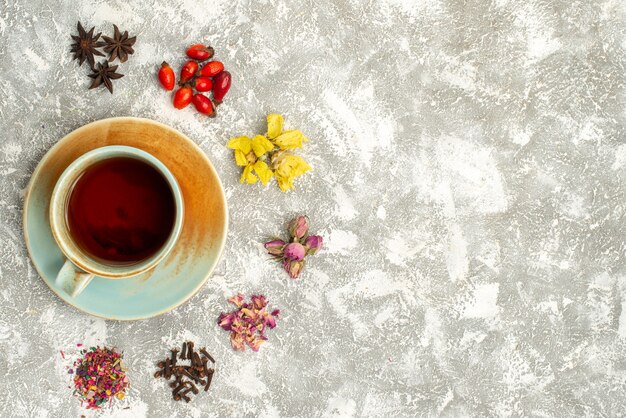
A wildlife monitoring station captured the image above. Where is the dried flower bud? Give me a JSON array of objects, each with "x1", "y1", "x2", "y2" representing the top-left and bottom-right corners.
[
  {"x1": 284, "y1": 242, "x2": 306, "y2": 261},
  {"x1": 264, "y1": 239, "x2": 286, "y2": 256},
  {"x1": 288, "y1": 216, "x2": 309, "y2": 240},
  {"x1": 304, "y1": 235, "x2": 323, "y2": 255},
  {"x1": 265, "y1": 215, "x2": 322, "y2": 279},
  {"x1": 283, "y1": 259, "x2": 304, "y2": 279}
]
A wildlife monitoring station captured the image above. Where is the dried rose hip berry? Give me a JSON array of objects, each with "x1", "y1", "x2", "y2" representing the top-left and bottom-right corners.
[
  {"x1": 197, "y1": 61, "x2": 224, "y2": 77},
  {"x1": 158, "y1": 61, "x2": 175, "y2": 91},
  {"x1": 186, "y1": 44, "x2": 214, "y2": 61},
  {"x1": 173, "y1": 86, "x2": 193, "y2": 109},
  {"x1": 192, "y1": 93, "x2": 216, "y2": 117},
  {"x1": 194, "y1": 76, "x2": 213, "y2": 92},
  {"x1": 212, "y1": 71, "x2": 231, "y2": 103},
  {"x1": 180, "y1": 60, "x2": 199, "y2": 83}
]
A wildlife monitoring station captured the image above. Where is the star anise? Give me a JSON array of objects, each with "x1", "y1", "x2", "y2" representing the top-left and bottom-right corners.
[
  {"x1": 88, "y1": 61, "x2": 124, "y2": 94},
  {"x1": 102, "y1": 25, "x2": 136, "y2": 63},
  {"x1": 70, "y1": 22, "x2": 105, "y2": 69}
]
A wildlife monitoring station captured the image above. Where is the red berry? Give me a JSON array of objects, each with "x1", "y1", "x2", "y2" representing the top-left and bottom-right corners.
[
  {"x1": 180, "y1": 61, "x2": 199, "y2": 83},
  {"x1": 194, "y1": 76, "x2": 213, "y2": 92},
  {"x1": 212, "y1": 71, "x2": 231, "y2": 103},
  {"x1": 192, "y1": 93, "x2": 216, "y2": 117},
  {"x1": 197, "y1": 61, "x2": 224, "y2": 77},
  {"x1": 173, "y1": 86, "x2": 193, "y2": 109},
  {"x1": 186, "y1": 43, "x2": 214, "y2": 61},
  {"x1": 158, "y1": 61, "x2": 175, "y2": 91}
]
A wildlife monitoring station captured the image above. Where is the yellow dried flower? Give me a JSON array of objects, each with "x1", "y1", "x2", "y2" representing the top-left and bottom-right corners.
[
  {"x1": 240, "y1": 165, "x2": 257, "y2": 184},
  {"x1": 273, "y1": 130, "x2": 307, "y2": 150},
  {"x1": 252, "y1": 160, "x2": 274, "y2": 185},
  {"x1": 227, "y1": 136, "x2": 273, "y2": 160},
  {"x1": 227, "y1": 114, "x2": 311, "y2": 191},
  {"x1": 251, "y1": 135, "x2": 274, "y2": 157},
  {"x1": 273, "y1": 154, "x2": 311, "y2": 192},
  {"x1": 227, "y1": 136, "x2": 252, "y2": 154},
  {"x1": 267, "y1": 114, "x2": 284, "y2": 139},
  {"x1": 237, "y1": 158, "x2": 274, "y2": 186}
]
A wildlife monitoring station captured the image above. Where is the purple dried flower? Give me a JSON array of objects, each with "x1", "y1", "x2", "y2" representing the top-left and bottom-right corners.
[
  {"x1": 265, "y1": 215, "x2": 322, "y2": 279},
  {"x1": 251, "y1": 295, "x2": 268, "y2": 310},
  {"x1": 218, "y1": 312, "x2": 236, "y2": 331},
  {"x1": 283, "y1": 242, "x2": 306, "y2": 261},
  {"x1": 264, "y1": 239, "x2": 285, "y2": 257},
  {"x1": 265, "y1": 315, "x2": 277, "y2": 330},
  {"x1": 304, "y1": 235, "x2": 323, "y2": 255}
]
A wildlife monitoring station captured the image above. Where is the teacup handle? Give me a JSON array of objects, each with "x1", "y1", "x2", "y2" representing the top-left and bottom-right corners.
[{"x1": 56, "y1": 259, "x2": 94, "y2": 298}]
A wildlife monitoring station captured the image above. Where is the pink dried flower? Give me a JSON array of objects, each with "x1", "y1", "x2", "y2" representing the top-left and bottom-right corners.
[
  {"x1": 251, "y1": 294, "x2": 268, "y2": 310},
  {"x1": 264, "y1": 239, "x2": 286, "y2": 256},
  {"x1": 230, "y1": 333, "x2": 246, "y2": 352},
  {"x1": 288, "y1": 215, "x2": 309, "y2": 240},
  {"x1": 284, "y1": 242, "x2": 306, "y2": 261},
  {"x1": 247, "y1": 336, "x2": 266, "y2": 352},
  {"x1": 265, "y1": 314, "x2": 277, "y2": 329},
  {"x1": 228, "y1": 293, "x2": 245, "y2": 307},
  {"x1": 283, "y1": 258, "x2": 304, "y2": 279},
  {"x1": 304, "y1": 235, "x2": 323, "y2": 255},
  {"x1": 218, "y1": 312, "x2": 235, "y2": 330},
  {"x1": 240, "y1": 307, "x2": 257, "y2": 321},
  {"x1": 218, "y1": 294, "x2": 280, "y2": 352}
]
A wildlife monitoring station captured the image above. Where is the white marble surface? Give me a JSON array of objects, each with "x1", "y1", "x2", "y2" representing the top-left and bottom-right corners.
[{"x1": 1, "y1": 0, "x2": 626, "y2": 417}]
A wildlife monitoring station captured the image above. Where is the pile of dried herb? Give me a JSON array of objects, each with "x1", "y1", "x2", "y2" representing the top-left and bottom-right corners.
[
  {"x1": 218, "y1": 294, "x2": 280, "y2": 352},
  {"x1": 154, "y1": 341, "x2": 215, "y2": 402},
  {"x1": 69, "y1": 346, "x2": 129, "y2": 409},
  {"x1": 70, "y1": 22, "x2": 136, "y2": 93}
]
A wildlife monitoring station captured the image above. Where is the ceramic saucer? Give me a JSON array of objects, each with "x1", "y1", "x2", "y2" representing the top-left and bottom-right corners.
[{"x1": 23, "y1": 117, "x2": 228, "y2": 320}]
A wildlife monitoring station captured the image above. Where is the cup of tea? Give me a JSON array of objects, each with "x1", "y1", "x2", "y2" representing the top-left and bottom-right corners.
[{"x1": 49, "y1": 145, "x2": 184, "y2": 298}]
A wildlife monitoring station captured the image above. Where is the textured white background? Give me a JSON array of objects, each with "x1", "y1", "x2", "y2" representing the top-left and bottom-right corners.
[{"x1": 1, "y1": 0, "x2": 626, "y2": 416}]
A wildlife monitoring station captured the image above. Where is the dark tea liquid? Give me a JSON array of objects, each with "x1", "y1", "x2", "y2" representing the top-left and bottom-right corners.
[{"x1": 67, "y1": 157, "x2": 176, "y2": 264}]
